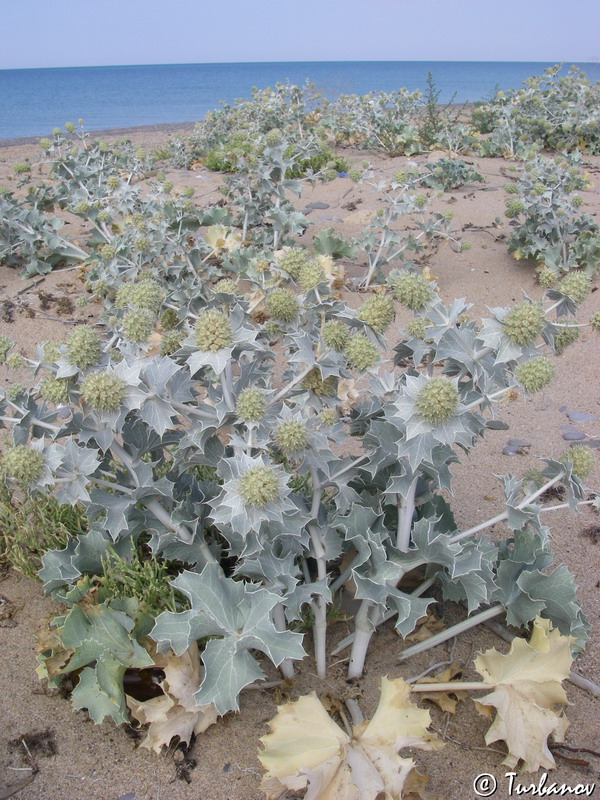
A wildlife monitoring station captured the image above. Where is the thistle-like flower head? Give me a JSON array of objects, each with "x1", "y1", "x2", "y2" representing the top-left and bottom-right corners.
[
  {"x1": 160, "y1": 330, "x2": 185, "y2": 356},
  {"x1": 1, "y1": 445, "x2": 45, "y2": 487},
  {"x1": 40, "y1": 376, "x2": 69, "y2": 404},
  {"x1": 66, "y1": 326, "x2": 103, "y2": 369},
  {"x1": 554, "y1": 324, "x2": 579, "y2": 355},
  {"x1": 393, "y1": 272, "x2": 433, "y2": 311},
  {"x1": 502, "y1": 301, "x2": 546, "y2": 346},
  {"x1": 561, "y1": 445, "x2": 595, "y2": 479},
  {"x1": 318, "y1": 408, "x2": 338, "y2": 427},
  {"x1": 5, "y1": 352, "x2": 23, "y2": 369},
  {"x1": 194, "y1": 310, "x2": 233, "y2": 351},
  {"x1": 406, "y1": 316, "x2": 427, "y2": 340},
  {"x1": 213, "y1": 279, "x2": 239, "y2": 295},
  {"x1": 116, "y1": 279, "x2": 166, "y2": 313},
  {"x1": 537, "y1": 268, "x2": 557, "y2": 289},
  {"x1": 80, "y1": 371, "x2": 125, "y2": 412},
  {"x1": 302, "y1": 368, "x2": 337, "y2": 396},
  {"x1": 357, "y1": 294, "x2": 395, "y2": 333},
  {"x1": 267, "y1": 289, "x2": 298, "y2": 322},
  {"x1": 275, "y1": 419, "x2": 308, "y2": 453},
  {"x1": 556, "y1": 272, "x2": 591, "y2": 305},
  {"x1": 236, "y1": 387, "x2": 266, "y2": 422},
  {"x1": 122, "y1": 308, "x2": 155, "y2": 343},
  {"x1": 278, "y1": 248, "x2": 309, "y2": 279},
  {"x1": 414, "y1": 377, "x2": 459, "y2": 424},
  {"x1": 515, "y1": 357, "x2": 555, "y2": 393},
  {"x1": 322, "y1": 320, "x2": 350, "y2": 350},
  {"x1": 160, "y1": 308, "x2": 179, "y2": 331},
  {"x1": 589, "y1": 312, "x2": 600, "y2": 332},
  {"x1": 345, "y1": 335, "x2": 379, "y2": 371},
  {"x1": 238, "y1": 465, "x2": 281, "y2": 507},
  {"x1": 298, "y1": 260, "x2": 325, "y2": 292}
]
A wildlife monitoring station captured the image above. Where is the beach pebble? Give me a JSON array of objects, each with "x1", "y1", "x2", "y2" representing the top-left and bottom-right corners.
[
  {"x1": 502, "y1": 445, "x2": 520, "y2": 456},
  {"x1": 485, "y1": 420, "x2": 510, "y2": 430},
  {"x1": 559, "y1": 405, "x2": 567, "y2": 412},
  {"x1": 306, "y1": 201, "x2": 329, "y2": 209},
  {"x1": 585, "y1": 439, "x2": 600, "y2": 448},
  {"x1": 566, "y1": 410, "x2": 597, "y2": 423},
  {"x1": 507, "y1": 438, "x2": 531, "y2": 447},
  {"x1": 562, "y1": 431, "x2": 586, "y2": 441}
]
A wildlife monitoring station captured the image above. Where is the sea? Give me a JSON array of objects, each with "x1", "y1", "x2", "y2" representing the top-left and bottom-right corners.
[{"x1": 1, "y1": 60, "x2": 599, "y2": 141}]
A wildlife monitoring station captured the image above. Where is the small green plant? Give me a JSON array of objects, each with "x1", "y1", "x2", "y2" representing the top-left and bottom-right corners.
[{"x1": 420, "y1": 157, "x2": 484, "y2": 191}]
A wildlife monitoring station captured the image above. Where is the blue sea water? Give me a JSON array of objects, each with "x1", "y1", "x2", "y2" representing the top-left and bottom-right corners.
[{"x1": 1, "y1": 60, "x2": 599, "y2": 140}]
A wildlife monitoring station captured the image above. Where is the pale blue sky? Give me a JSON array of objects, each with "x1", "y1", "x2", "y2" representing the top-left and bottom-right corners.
[{"x1": 2, "y1": 0, "x2": 599, "y2": 70}]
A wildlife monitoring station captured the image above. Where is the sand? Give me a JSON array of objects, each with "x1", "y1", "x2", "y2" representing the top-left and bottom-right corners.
[{"x1": 0, "y1": 127, "x2": 599, "y2": 800}]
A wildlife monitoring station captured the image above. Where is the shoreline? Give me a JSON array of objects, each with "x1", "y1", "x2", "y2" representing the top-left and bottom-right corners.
[{"x1": 0, "y1": 120, "x2": 198, "y2": 149}]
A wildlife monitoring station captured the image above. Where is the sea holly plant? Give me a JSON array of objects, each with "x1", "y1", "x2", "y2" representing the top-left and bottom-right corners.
[
  {"x1": 0, "y1": 257, "x2": 596, "y2": 741},
  {"x1": 505, "y1": 153, "x2": 600, "y2": 275}
]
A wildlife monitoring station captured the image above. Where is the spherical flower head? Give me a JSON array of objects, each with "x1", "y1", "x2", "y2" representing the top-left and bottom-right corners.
[
  {"x1": 345, "y1": 335, "x2": 379, "y2": 371},
  {"x1": 537, "y1": 268, "x2": 557, "y2": 289},
  {"x1": 1, "y1": 445, "x2": 44, "y2": 487},
  {"x1": 318, "y1": 408, "x2": 337, "y2": 427},
  {"x1": 194, "y1": 310, "x2": 233, "y2": 351},
  {"x1": 275, "y1": 419, "x2": 308, "y2": 452},
  {"x1": 236, "y1": 387, "x2": 266, "y2": 422},
  {"x1": 238, "y1": 465, "x2": 280, "y2": 507},
  {"x1": 267, "y1": 289, "x2": 298, "y2": 322},
  {"x1": 278, "y1": 248, "x2": 309, "y2": 279},
  {"x1": 414, "y1": 377, "x2": 459, "y2": 424},
  {"x1": 590, "y1": 312, "x2": 600, "y2": 332},
  {"x1": 502, "y1": 302, "x2": 546, "y2": 347},
  {"x1": 348, "y1": 169, "x2": 362, "y2": 182},
  {"x1": 66, "y1": 326, "x2": 102, "y2": 369},
  {"x1": 252, "y1": 257, "x2": 270, "y2": 274},
  {"x1": 43, "y1": 341, "x2": 62, "y2": 363},
  {"x1": 100, "y1": 244, "x2": 116, "y2": 260},
  {"x1": 213, "y1": 279, "x2": 238, "y2": 294},
  {"x1": 264, "y1": 321, "x2": 281, "y2": 340},
  {"x1": 39, "y1": 138, "x2": 52, "y2": 151},
  {"x1": 358, "y1": 294, "x2": 395, "y2": 333},
  {"x1": 122, "y1": 308, "x2": 155, "y2": 343},
  {"x1": 73, "y1": 200, "x2": 90, "y2": 216},
  {"x1": 406, "y1": 316, "x2": 427, "y2": 339},
  {"x1": 557, "y1": 272, "x2": 591, "y2": 305},
  {"x1": 40, "y1": 376, "x2": 69, "y2": 404},
  {"x1": 64, "y1": 121, "x2": 76, "y2": 133},
  {"x1": 302, "y1": 368, "x2": 337, "y2": 396},
  {"x1": 0, "y1": 335, "x2": 12, "y2": 365},
  {"x1": 117, "y1": 279, "x2": 166, "y2": 313},
  {"x1": 265, "y1": 128, "x2": 283, "y2": 147},
  {"x1": 134, "y1": 236, "x2": 151, "y2": 253},
  {"x1": 80, "y1": 371, "x2": 125, "y2": 412},
  {"x1": 5, "y1": 383, "x2": 25, "y2": 402},
  {"x1": 160, "y1": 329, "x2": 185, "y2": 356},
  {"x1": 298, "y1": 261, "x2": 325, "y2": 292},
  {"x1": 5, "y1": 352, "x2": 23, "y2": 369},
  {"x1": 554, "y1": 324, "x2": 579, "y2": 355},
  {"x1": 160, "y1": 308, "x2": 179, "y2": 331},
  {"x1": 561, "y1": 445, "x2": 595, "y2": 479},
  {"x1": 107, "y1": 175, "x2": 120, "y2": 190},
  {"x1": 516, "y1": 357, "x2": 555, "y2": 393},
  {"x1": 393, "y1": 273, "x2": 433, "y2": 311},
  {"x1": 322, "y1": 320, "x2": 350, "y2": 350}
]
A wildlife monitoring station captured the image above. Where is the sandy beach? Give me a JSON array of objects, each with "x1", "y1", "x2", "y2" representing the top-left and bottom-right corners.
[{"x1": 0, "y1": 124, "x2": 599, "y2": 800}]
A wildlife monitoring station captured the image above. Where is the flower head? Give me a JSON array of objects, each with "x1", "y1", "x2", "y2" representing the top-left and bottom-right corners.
[
  {"x1": 40, "y1": 376, "x2": 69, "y2": 404},
  {"x1": 516, "y1": 357, "x2": 555, "y2": 393},
  {"x1": 393, "y1": 273, "x2": 433, "y2": 311},
  {"x1": 1, "y1": 445, "x2": 45, "y2": 487},
  {"x1": 561, "y1": 445, "x2": 595, "y2": 479},
  {"x1": 302, "y1": 368, "x2": 337, "y2": 396},
  {"x1": 66, "y1": 326, "x2": 102, "y2": 369},
  {"x1": 414, "y1": 377, "x2": 459, "y2": 424},
  {"x1": 116, "y1": 279, "x2": 166, "y2": 313},
  {"x1": 357, "y1": 294, "x2": 395, "y2": 333},
  {"x1": 122, "y1": 308, "x2": 155, "y2": 343},
  {"x1": 322, "y1": 320, "x2": 350, "y2": 350},
  {"x1": 275, "y1": 419, "x2": 308, "y2": 453},
  {"x1": 502, "y1": 302, "x2": 546, "y2": 347},
  {"x1": 238, "y1": 465, "x2": 281, "y2": 507},
  {"x1": 80, "y1": 371, "x2": 125, "y2": 412},
  {"x1": 345, "y1": 335, "x2": 379, "y2": 371},
  {"x1": 236, "y1": 387, "x2": 266, "y2": 422},
  {"x1": 194, "y1": 310, "x2": 233, "y2": 351},
  {"x1": 267, "y1": 289, "x2": 298, "y2": 322},
  {"x1": 298, "y1": 261, "x2": 325, "y2": 292},
  {"x1": 554, "y1": 324, "x2": 579, "y2": 355},
  {"x1": 278, "y1": 248, "x2": 309, "y2": 279},
  {"x1": 556, "y1": 272, "x2": 591, "y2": 305}
]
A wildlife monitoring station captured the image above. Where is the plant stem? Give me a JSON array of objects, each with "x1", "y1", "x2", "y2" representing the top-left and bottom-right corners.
[
  {"x1": 272, "y1": 603, "x2": 295, "y2": 679},
  {"x1": 397, "y1": 605, "x2": 505, "y2": 662},
  {"x1": 347, "y1": 601, "x2": 379, "y2": 678},
  {"x1": 410, "y1": 681, "x2": 488, "y2": 693},
  {"x1": 308, "y1": 466, "x2": 328, "y2": 678},
  {"x1": 271, "y1": 364, "x2": 314, "y2": 404},
  {"x1": 396, "y1": 478, "x2": 418, "y2": 551}
]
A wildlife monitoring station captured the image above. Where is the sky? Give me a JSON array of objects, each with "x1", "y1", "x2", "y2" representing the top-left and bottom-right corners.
[{"x1": 1, "y1": 0, "x2": 599, "y2": 70}]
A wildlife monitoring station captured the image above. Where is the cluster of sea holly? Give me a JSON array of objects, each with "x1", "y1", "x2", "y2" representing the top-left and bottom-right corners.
[{"x1": 0, "y1": 252, "x2": 596, "y2": 721}]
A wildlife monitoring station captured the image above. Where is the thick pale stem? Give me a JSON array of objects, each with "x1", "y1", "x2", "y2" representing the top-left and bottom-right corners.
[
  {"x1": 220, "y1": 369, "x2": 235, "y2": 412},
  {"x1": 271, "y1": 365, "x2": 315, "y2": 405},
  {"x1": 347, "y1": 601, "x2": 379, "y2": 678},
  {"x1": 410, "y1": 681, "x2": 488, "y2": 693},
  {"x1": 273, "y1": 603, "x2": 295, "y2": 679},
  {"x1": 397, "y1": 605, "x2": 505, "y2": 662},
  {"x1": 396, "y1": 479, "x2": 418, "y2": 551},
  {"x1": 308, "y1": 467, "x2": 328, "y2": 678}
]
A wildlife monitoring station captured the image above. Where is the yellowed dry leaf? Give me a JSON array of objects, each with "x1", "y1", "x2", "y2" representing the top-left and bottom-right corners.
[
  {"x1": 414, "y1": 663, "x2": 468, "y2": 714},
  {"x1": 338, "y1": 378, "x2": 359, "y2": 416},
  {"x1": 127, "y1": 646, "x2": 217, "y2": 753},
  {"x1": 473, "y1": 617, "x2": 573, "y2": 772},
  {"x1": 146, "y1": 330, "x2": 163, "y2": 356},
  {"x1": 405, "y1": 612, "x2": 444, "y2": 643},
  {"x1": 259, "y1": 677, "x2": 441, "y2": 799}
]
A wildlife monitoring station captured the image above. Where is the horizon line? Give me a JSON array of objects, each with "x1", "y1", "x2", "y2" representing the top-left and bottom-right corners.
[{"x1": 1, "y1": 58, "x2": 598, "y2": 72}]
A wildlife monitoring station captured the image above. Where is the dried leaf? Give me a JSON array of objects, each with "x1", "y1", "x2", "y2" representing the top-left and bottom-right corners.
[
  {"x1": 414, "y1": 663, "x2": 467, "y2": 714},
  {"x1": 127, "y1": 646, "x2": 218, "y2": 753},
  {"x1": 473, "y1": 617, "x2": 572, "y2": 771},
  {"x1": 338, "y1": 378, "x2": 359, "y2": 416},
  {"x1": 259, "y1": 676, "x2": 441, "y2": 799},
  {"x1": 405, "y1": 612, "x2": 445, "y2": 643}
]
